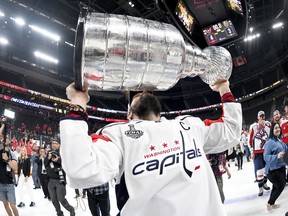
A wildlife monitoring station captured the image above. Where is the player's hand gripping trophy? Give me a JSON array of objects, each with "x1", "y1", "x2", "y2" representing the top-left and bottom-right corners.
[{"x1": 74, "y1": 11, "x2": 232, "y2": 91}]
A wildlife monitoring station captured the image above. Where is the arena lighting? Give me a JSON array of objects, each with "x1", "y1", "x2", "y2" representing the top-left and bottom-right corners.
[
  {"x1": 34, "y1": 51, "x2": 59, "y2": 64},
  {"x1": 64, "y1": 41, "x2": 75, "y2": 47},
  {"x1": 0, "y1": 37, "x2": 8, "y2": 45},
  {"x1": 244, "y1": 33, "x2": 260, "y2": 42},
  {"x1": 13, "y1": 17, "x2": 25, "y2": 26},
  {"x1": 0, "y1": 11, "x2": 4, "y2": 17},
  {"x1": 272, "y1": 22, "x2": 284, "y2": 29},
  {"x1": 29, "y1": 25, "x2": 60, "y2": 41}
]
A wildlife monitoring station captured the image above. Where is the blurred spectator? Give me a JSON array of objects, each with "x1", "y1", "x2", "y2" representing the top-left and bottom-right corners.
[
  {"x1": 272, "y1": 110, "x2": 281, "y2": 124},
  {"x1": 25, "y1": 144, "x2": 32, "y2": 158},
  {"x1": 35, "y1": 147, "x2": 50, "y2": 200},
  {"x1": 31, "y1": 148, "x2": 41, "y2": 190},
  {"x1": 42, "y1": 124, "x2": 48, "y2": 134},
  {"x1": 11, "y1": 136, "x2": 18, "y2": 151},
  {"x1": 21, "y1": 123, "x2": 26, "y2": 133},
  {"x1": 0, "y1": 132, "x2": 19, "y2": 216},
  {"x1": 44, "y1": 140, "x2": 75, "y2": 216},
  {"x1": 87, "y1": 184, "x2": 110, "y2": 216},
  {"x1": 32, "y1": 144, "x2": 38, "y2": 154},
  {"x1": 19, "y1": 138, "x2": 25, "y2": 147},
  {"x1": 264, "y1": 122, "x2": 287, "y2": 212},
  {"x1": 25, "y1": 139, "x2": 34, "y2": 158},
  {"x1": 241, "y1": 130, "x2": 251, "y2": 162},
  {"x1": 249, "y1": 110, "x2": 271, "y2": 196},
  {"x1": 47, "y1": 126, "x2": 52, "y2": 135},
  {"x1": 10, "y1": 123, "x2": 15, "y2": 131},
  {"x1": 45, "y1": 144, "x2": 51, "y2": 153},
  {"x1": 14, "y1": 146, "x2": 21, "y2": 159},
  {"x1": 28, "y1": 139, "x2": 34, "y2": 147},
  {"x1": 207, "y1": 153, "x2": 231, "y2": 203},
  {"x1": 35, "y1": 124, "x2": 40, "y2": 134},
  {"x1": 236, "y1": 143, "x2": 244, "y2": 170},
  {"x1": 17, "y1": 147, "x2": 35, "y2": 208},
  {"x1": 74, "y1": 189, "x2": 87, "y2": 199}
]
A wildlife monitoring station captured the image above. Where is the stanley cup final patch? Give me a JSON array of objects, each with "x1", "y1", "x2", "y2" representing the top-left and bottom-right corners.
[{"x1": 125, "y1": 124, "x2": 144, "y2": 139}]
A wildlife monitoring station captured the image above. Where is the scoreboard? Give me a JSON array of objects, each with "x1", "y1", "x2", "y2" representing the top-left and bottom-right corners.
[
  {"x1": 202, "y1": 19, "x2": 238, "y2": 45},
  {"x1": 157, "y1": 0, "x2": 248, "y2": 48}
]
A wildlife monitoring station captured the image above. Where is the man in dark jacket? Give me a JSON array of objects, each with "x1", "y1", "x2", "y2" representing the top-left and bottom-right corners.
[
  {"x1": 44, "y1": 139, "x2": 75, "y2": 216},
  {"x1": 35, "y1": 147, "x2": 50, "y2": 199}
]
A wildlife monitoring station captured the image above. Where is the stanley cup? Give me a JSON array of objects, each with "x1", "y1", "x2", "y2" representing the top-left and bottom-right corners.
[{"x1": 74, "y1": 12, "x2": 233, "y2": 91}]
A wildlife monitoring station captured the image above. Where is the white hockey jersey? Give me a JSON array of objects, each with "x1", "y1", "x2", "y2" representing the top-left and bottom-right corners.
[
  {"x1": 249, "y1": 121, "x2": 271, "y2": 154},
  {"x1": 60, "y1": 102, "x2": 242, "y2": 216}
]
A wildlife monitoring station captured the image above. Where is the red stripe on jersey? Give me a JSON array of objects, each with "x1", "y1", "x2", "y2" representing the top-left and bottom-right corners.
[
  {"x1": 249, "y1": 128, "x2": 254, "y2": 147},
  {"x1": 253, "y1": 149, "x2": 264, "y2": 154},
  {"x1": 194, "y1": 165, "x2": 200, "y2": 170},
  {"x1": 67, "y1": 113, "x2": 82, "y2": 118},
  {"x1": 91, "y1": 134, "x2": 111, "y2": 143},
  {"x1": 204, "y1": 117, "x2": 224, "y2": 126},
  {"x1": 221, "y1": 92, "x2": 235, "y2": 102},
  {"x1": 204, "y1": 104, "x2": 225, "y2": 126}
]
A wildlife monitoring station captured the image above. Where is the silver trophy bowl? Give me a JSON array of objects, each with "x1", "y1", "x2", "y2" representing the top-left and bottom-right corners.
[{"x1": 74, "y1": 12, "x2": 232, "y2": 91}]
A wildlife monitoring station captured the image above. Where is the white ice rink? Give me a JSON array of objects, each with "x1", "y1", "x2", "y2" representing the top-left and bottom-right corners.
[{"x1": 1, "y1": 159, "x2": 287, "y2": 216}]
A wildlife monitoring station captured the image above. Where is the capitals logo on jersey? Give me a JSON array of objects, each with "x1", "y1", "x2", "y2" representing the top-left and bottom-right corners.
[
  {"x1": 253, "y1": 129, "x2": 268, "y2": 151},
  {"x1": 132, "y1": 130, "x2": 202, "y2": 178}
]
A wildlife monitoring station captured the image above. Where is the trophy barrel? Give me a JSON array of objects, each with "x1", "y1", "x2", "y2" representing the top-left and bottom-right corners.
[{"x1": 74, "y1": 12, "x2": 186, "y2": 91}]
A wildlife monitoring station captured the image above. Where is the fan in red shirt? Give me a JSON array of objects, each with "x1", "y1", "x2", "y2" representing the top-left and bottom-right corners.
[
  {"x1": 11, "y1": 136, "x2": 18, "y2": 150},
  {"x1": 18, "y1": 138, "x2": 25, "y2": 147},
  {"x1": 26, "y1": 139, "x2": 34, "y2": 157},
  {"x1": 42, "y1": 124, "x2": 48, "y2": 134},
  {"x1": 281, "y1": 98, "x2": 288, "y2": 182},
  {"x1": 25, "y1": 144, "x2": 32, "y2": 157},
  {"x1": 28, "y1": 138, "x2": 34, "y2": 147},
  {"x1": 281, "y1": 98, "x2": 288, "y2": 145}
]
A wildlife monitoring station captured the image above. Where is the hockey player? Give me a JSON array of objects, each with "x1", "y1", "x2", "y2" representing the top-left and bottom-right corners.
[{"x1": 60, "y1": 80, "x2": 242, "y2": 216}]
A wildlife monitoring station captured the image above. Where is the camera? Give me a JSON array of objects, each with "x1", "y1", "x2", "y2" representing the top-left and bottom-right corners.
[
  {"x1": 0, "y1": 109, "x2": 16, "y2": 127},
  {"x1": 210, "y1": 154, "x2": 220, "y2": 166},
  {"x1": 55, "y1": 167, "x2": 66, "y2": 184},
  {"x1": 50, "y1": 151, "x2": 58, "y2": 159}
]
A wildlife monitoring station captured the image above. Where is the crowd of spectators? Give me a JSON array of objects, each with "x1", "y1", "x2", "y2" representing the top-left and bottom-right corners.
[{"x1": 6, "y1": 121, "x2": 58, "y2": 151}]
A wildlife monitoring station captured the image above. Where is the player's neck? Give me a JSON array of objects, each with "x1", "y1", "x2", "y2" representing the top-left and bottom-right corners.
[{"x1": 132, "y1": 113, "x2": 160, "y2": 121}]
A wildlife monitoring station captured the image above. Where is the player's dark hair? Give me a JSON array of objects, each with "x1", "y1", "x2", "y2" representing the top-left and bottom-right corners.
[{"x1": 130, "y1": 92, "x2": 161, "y2": 120}]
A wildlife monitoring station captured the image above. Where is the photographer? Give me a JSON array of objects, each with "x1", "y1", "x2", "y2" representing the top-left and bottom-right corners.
[
  {"x1": 207, "y1": 152, "x2": 231, "y2": 203},
  {"x1": 44, "y1": 139, "x2": 75, "y2": 216},
  {"x1": 35, "y1": 147, "x2": 50, "y2": 199},
  {"x1": 0, "y1": 120, "x2": 19, "y2": 216}
]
